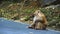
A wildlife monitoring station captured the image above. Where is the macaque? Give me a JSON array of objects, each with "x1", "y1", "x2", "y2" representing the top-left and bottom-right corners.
[{"x1": 28, "y1": 10, "x2": 48, "y2": 30}]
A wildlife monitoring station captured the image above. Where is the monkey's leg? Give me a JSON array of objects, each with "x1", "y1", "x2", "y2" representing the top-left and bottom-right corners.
[
  {"x1": 28, "y1": 16, "x2": 37, "y2": 29},
  {"x1": 35, "y1": 22, "x2": 42, "y2": 30},
  {"x1": 28, "y1": 22, "x2": 36, "y2": 29},
  {"x1": 42, "y1": 24, "x2": 47, "y2": 30}
]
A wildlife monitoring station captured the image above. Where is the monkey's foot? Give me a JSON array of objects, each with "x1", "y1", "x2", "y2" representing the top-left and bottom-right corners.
[
  {"x1": 35, "y1": 28, "x2": 46, "y2": 30},
  {"x1": 28, "y1": 26, "x2": 34, "y2": 29},
  {"x1": 34, "y1": 27, "x2": 40, "y2": 30},
  {"x1": 35, "y1": 28, "x2": 41, "y2": 30},
  {"x1": 42, "y1": 28, "x2": 46, "y2": 30},
  {"x1": 34, "y1": 28, "x2": 46, "y2": 30}
]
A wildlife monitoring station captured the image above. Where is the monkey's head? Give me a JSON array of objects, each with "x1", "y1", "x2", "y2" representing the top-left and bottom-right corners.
[
  {"x1": 34, "y1": 10, "x2": 42, "y2": 14},
  {"x1": 30, "y1": 10, "x2": 41, "y2": 18},
  {"x1": 29, "y1": 10, "x2": 42, "y2": 21}
]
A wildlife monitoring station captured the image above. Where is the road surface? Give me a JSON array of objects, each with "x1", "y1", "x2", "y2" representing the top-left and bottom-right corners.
[{"x1": 0, "y1": 18, "x2": 60, "y2": 34}]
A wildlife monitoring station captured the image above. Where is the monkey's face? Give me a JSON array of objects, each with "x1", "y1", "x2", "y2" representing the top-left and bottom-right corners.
[
  {"x1": 30, "y1": 14, "x2": 34, "y2": 18},
  {"x1": 29, "y1": 10, "x2": 42, "y2": 21},
  {"x1": 29, "y1": 14, "x2": 35, "y2": 21}
]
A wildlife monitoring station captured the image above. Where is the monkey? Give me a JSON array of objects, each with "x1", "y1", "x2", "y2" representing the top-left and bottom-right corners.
[{"x1": 28, "y1": 10, "x2": 48, "y2": 30}]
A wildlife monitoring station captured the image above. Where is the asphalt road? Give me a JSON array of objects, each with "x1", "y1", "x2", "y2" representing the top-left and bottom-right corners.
[{"x1": 0, "y1": 18, "x2": 60, "y2": 34}]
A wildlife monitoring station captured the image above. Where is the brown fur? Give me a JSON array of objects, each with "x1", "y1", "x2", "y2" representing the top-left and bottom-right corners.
[{"x1": 28, "y1": 10, "x2": 48, "y2": 30}]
